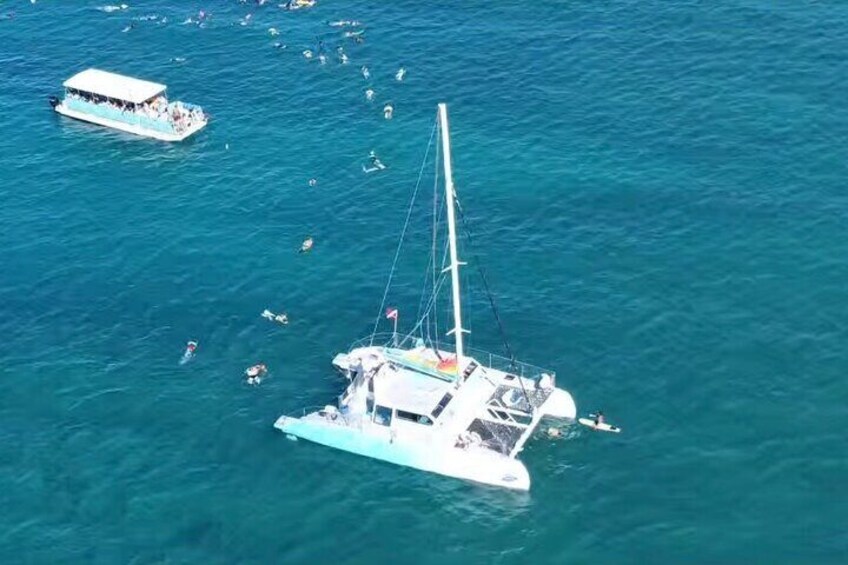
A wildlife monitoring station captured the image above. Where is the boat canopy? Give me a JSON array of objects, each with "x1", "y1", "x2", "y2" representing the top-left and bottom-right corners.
[
  {"x1": 372, "y1": 364, "x2": 450, "y2": 416},
  {"x1": 63, "y1": 69, "x2": 166, "y2": 105}
]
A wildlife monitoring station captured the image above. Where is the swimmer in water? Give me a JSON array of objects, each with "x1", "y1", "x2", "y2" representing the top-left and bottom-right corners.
[
  {"x1": 337, "y1": 47, "x2": 349, "y2": 64},
  {"x1": 245, "y1": 363, "x2": 267, "y2": 385},
  {"x1": 363, "y1": 150, "x2": 386, "y2": 173},
  {"x1": 383, "y1": 103, "x2": 394, "y2": 119},
  {"x1": 262, "y1": 309, "x2": 289, "y2": 325},
  {"x1": 395, "y1": 67, "x2": 406, "y2": 81},
  {"x1": 308, "y1": 178, "x2": 317, "y2": 187},
  {"x1": 318, "y1": 54, "x2": 327, "y2": 65},
  {"x1": 180, "y1": 340, "x2": 198, "y2": 365},
  {"x1": 300, "y1": 236, "x2": 314, "y2": 253},
  {"x1": 361, "y1": 65, "x2": 370, "y2": 80},
  {"x1": 122, "y1": 22, "x2": 134, "y2": 32},
  {"x1": 365, "y1": 89, "x2": 375, "y2": 101},
  {"x1": 268, "y1": 27, "x2": 279, "y2": 36}
]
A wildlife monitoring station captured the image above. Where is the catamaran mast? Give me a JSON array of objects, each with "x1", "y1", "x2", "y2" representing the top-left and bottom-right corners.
[{"x1": 438, "y1": 103, "x2": 466, "y2": 365}]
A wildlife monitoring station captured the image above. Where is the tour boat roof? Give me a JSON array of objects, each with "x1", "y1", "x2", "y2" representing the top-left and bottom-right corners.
[{"x1": 63, "y1": 69, "x2": 166, "y2": 104}]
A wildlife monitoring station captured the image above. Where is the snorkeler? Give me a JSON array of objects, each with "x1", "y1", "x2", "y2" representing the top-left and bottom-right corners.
[
  {"x1": 262, "y1": 309, "x2": 289, "y2": 325},
  {"x1": 300, "y1": 236, "x2": 314, "y2": 253},
  {"x1": 245, "y1": 363, "x2": 268, "y2": 385},
  {"x1": 362, "y1": 150, "x2": 386, "y2": 173},
  {"x1": 180, "y1": 340, "x2": 198, "y2": 365}
]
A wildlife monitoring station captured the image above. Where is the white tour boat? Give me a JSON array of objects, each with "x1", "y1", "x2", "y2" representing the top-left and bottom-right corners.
[
  {"x1": 50, "y1": 68, "x2": 207, "y2": 142},
  {"x1": 275, "y1": 104, "x2": 577, "y2": 491}
]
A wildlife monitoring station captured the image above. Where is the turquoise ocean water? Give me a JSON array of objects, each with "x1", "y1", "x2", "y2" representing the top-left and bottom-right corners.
[{"x1": 1, "y1": 1, "x2": 846, "y2": 562}]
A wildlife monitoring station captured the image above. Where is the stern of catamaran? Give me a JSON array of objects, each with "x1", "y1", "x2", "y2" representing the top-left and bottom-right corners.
[{"x1": 541, "y1": 388, "x2": 577, "y2": 419}]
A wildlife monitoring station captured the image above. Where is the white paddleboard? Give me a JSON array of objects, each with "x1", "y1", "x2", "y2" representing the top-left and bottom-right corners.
[{"x1": 578, "y1": 418, "x2": 621, "y2": 433}]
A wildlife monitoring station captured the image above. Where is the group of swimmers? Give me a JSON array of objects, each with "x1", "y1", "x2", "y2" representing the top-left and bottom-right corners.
[{"x1": 181, "y1": 305, "x2": 290, "y2": 385}]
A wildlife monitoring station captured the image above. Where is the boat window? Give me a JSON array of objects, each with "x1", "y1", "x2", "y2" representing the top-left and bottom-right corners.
[
  {"x1": 373, "y1": 405, "x2": 392, "y2": 426},
  {"x1": 430, "y1": 392, "x2": 453, "y2": 419},
  {"x1": 396, "y1": 409, "x2": 433, "y2": 426},
  {"x1": 488, "y1": 408, "x2": 511, "y2": 421},
  {"x1": 366, "y1": 397, "x2": 374, "y2": 415},
  {"x1": 367, "y1": 377, "x2": 374, "y2": 393}
]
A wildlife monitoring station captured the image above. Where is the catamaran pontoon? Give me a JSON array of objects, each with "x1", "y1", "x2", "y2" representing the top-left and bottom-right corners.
[{"x1": 274, "y1": 104, "x2": 576, "y2": 491}]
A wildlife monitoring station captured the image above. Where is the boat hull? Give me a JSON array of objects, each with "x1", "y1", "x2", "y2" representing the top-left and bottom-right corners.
[
  {"x1": 274, "y1": 415, "x2": 531, "y2": 490},
  {"x1": 54, "y1": 103, "x2": 206, "y2": 142}
]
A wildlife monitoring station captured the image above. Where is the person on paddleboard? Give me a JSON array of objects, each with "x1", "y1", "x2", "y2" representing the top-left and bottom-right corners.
[{"x1": 594, "y1": 411, "x2": 605, "y2": 426}]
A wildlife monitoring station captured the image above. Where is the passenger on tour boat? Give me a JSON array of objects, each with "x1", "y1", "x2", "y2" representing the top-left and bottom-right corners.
[{"x1": 66, "y1": 88, "x2": 205, "y2": 131}]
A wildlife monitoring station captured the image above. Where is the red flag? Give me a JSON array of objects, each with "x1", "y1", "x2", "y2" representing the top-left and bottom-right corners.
[{"x1": 385, "y1": 308, "x2": 398, "y2": 320}]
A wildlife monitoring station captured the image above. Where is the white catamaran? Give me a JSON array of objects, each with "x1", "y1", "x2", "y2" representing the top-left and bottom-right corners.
[{"x1": 274, "y1": 104, "x2": 577, "y2": 490}]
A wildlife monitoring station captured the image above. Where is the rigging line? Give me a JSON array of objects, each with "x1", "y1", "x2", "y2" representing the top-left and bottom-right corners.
[
  {"x1": 416, "y1": 203, "x2": 448, "y2": 350},
  {"x1": 412, "y1": 223, "x2": 450, "y2": 349},
  {"x1": 416, "y1": 117, "x2": 447, "y2": 340},
  {"x1": 401, "y1": 270, "x2": 448, "y2": 346},
  {"x1": 415, "y1": 265, "x2": 431, "y2": 334},
  {"x1": 370, "y1": 120, "x2": 439, "y2": 345},
  {"x1": 453, "y1": 195, "x2": 532, "y2": 406}
]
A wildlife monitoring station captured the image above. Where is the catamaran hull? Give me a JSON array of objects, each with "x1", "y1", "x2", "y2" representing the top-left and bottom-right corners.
[
  {"x1": 274, "y1": 415, "x2": 531, "y2": 491},
  {"x1": 54, "y1": 104, "x2": 206, "y2": 142}
]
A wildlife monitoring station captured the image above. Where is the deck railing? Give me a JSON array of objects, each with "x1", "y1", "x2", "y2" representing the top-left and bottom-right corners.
[{"x1": 346, "y1": 333, "x2": 556, "y2": 383}]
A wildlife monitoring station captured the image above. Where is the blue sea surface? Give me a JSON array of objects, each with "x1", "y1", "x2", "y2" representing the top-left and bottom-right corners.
[{"x1": 1, "y1": 1, "x2": 846, "y2": 563}]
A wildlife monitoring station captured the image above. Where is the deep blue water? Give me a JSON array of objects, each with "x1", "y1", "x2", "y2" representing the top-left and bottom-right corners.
[{"x1": 1, "y1": 1, "x2": 846, "y2": 563}]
